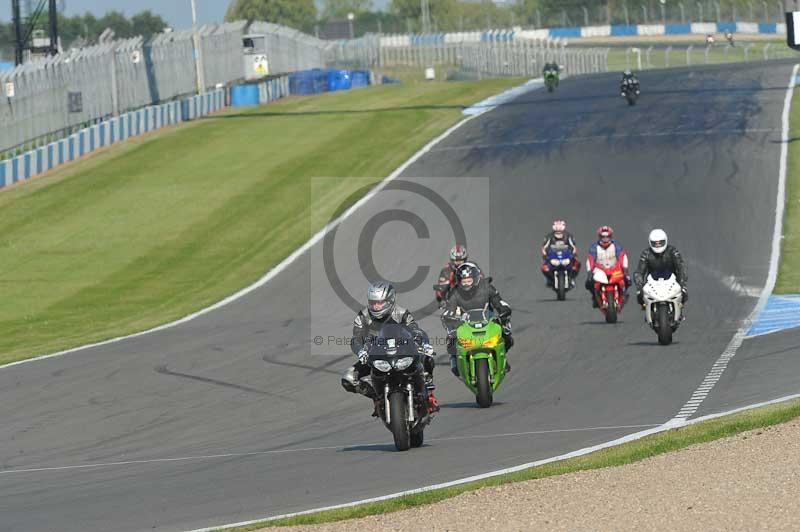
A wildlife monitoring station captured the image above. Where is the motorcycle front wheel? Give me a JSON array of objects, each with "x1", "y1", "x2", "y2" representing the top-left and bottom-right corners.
[
  {"x1": 605, "y1": 292, "x2": 618, "y2": 324},
  {"x1": 389, "y1": 392, "x2": 411, "y2": 451},
  {"x1": 657, "y1": 304, "x2": 673, "y2": 345},
  {"x1": 475, "y1": 358, "x2": 493, "y2": 408},
  {"x1": 557, "y1": 271, "x2": 566, "y2": 301}
]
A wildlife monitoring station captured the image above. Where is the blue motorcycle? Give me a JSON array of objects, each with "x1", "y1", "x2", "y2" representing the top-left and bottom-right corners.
[{"x1": 546, "y1": 242, "x2": 575, "y2": 301}]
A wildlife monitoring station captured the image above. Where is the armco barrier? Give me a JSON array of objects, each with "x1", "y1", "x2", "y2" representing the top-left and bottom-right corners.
[
  {"x1": 0, "y1": 75, "x2": 303, "y2": 191},
  {"x1": 1, "y1": 88, "x2": 224, "y2": 191},
  {"x1": 0, "y1": 72, "x2": 341, "y2": 190}
]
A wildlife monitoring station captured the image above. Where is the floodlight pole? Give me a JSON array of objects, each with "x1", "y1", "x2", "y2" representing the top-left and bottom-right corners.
[{"x1": 190, "y1": 0, "x2": 205, "y2": 93}]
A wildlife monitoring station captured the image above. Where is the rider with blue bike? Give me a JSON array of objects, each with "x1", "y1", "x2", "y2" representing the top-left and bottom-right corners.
[{"x1": 540, "y1": 220, "x2": 580, "y2": 288}]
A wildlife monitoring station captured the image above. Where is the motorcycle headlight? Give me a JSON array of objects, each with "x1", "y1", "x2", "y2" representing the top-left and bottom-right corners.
[
  {"x1": 393, "y1": 357, "x2": 414, "y2": 370},
  {"x1": 458, "y1": 337, "x2": 477, "y2": 349},
  {"x1": 482, "y1": 334, "x2": 501, "y2": 348},
  {"x1": 561, "y1": 258, "x2": 571, "y2": 266},
  {"x1": 550, "y1": 258, "x2": 560, "y2": 266},
  {"x1": 372, "y1": 359, "x2": 392, "y2": 372}
]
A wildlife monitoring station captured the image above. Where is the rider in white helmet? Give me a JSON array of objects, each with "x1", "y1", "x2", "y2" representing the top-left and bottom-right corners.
[{"x1": 633, "y1": 229, "x2": 688, "y2": 306}]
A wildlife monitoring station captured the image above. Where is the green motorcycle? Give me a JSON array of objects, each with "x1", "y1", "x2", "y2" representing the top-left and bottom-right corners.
[
  {"x1": 544, "y1": 69, "x2": 559, "y2": 92},
  {"x1": 446, "y1": 307, "x2": 508, "y2": 408}
]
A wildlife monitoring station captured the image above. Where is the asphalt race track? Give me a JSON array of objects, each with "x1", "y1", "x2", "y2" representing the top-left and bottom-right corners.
[{"x1": 1, "y1": 61, "x2": 798, "y2": 532}]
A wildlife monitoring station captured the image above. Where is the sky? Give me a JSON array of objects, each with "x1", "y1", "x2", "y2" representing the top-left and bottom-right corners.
[{"x1": 1, "y1": 1, "x2": 392, "y2": 29}]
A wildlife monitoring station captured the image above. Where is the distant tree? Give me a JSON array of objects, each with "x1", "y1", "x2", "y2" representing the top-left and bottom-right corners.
[
  {"x1": 97, "y1": 10, "x2": 134, "y2": 39},
  {"x1": 322, "y1": 0, "x2": 373, "y2": 19},
  {"x1": 131, "y1": 10, "x2": 168, "y2": 38},
  {"x1": 225, "y1": 0, "x2": 317, "y2": 33},
  {"x1": 389, "y1": 0, "x2": 457, "y2": 31}
]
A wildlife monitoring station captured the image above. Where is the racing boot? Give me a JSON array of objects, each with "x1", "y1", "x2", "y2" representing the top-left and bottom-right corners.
[
  {"x1": 371, "y1": 398, "x2": 381, "y2": 417},
  {"x1": 449, "y1": 354, "x2": 459, "y2": 377},
  {"x1": 427, "y1": 392, "x2": 440, "y2": 413}
]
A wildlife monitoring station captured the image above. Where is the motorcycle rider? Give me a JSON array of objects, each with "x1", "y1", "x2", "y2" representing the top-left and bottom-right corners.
[
  {"x1": 442, "y1": 262, "x2": 513, "y2": 377},
  {"x1": 341, "y1": 281, "x2": 439, "y2": 415},
  {"x1": 620, "y1": 70, "x2": 640, "y2": 97},
  {"x1": 584, "y1": 225, "x2": 631, "y2": 306},
  {"x1": 543, "y1": 61, "x2": 560, "y2": 76},
  {"x1": 634, "y1": 229, "x2": 688, "y2": 307},
  {"x1": 541, "y1": 219, "x2": 580, "y2": 288},
  {"x1": 435, "y1": 244, "x2": 472, "y2": 306}
]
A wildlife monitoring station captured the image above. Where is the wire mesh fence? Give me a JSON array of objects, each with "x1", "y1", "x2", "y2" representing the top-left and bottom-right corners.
[
  {"x1": 1, "y1": 11, "x2": 796, "y2": 158},
  {"x1": 0, "y1": 21, "x2": 251, "y2": 157},
  {"x1": 611, "y1": 40, "x2": 796, "y2": 70},
  {"x1": 368, "y1": 38, "x2": 610, "y2": 79}
]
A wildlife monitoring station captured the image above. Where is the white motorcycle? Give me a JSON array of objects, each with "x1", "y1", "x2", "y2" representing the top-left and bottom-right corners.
[{"x1": 642, "y1": 274, "x2": 684, "y2": 345}]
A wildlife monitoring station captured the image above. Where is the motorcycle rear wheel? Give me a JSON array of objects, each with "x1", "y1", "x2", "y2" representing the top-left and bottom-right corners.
[
  {"x1": 389, "y1": 392, "x2": 411, "y2": 451},
  {"x1": 475, "y1": 358, "x2": 493, "y2": 408}
]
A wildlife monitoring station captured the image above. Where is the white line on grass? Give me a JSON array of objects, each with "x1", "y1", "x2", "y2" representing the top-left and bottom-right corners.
[{"x1": 183, "y1": 391, "x2": 800, "y2": 532}]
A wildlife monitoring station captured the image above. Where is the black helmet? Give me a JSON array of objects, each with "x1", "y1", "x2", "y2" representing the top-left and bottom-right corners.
[
  {"x1": 367, "y1": 281, "x2": 396, "y2": 320},
  {"x1": 456, "y1": 262, "x2": 481, "y2": 292}
]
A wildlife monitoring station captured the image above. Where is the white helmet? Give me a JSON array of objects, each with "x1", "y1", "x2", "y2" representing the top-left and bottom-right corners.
[{"x1": 649, "y1": 229, "x2": 668, "y2": 254}]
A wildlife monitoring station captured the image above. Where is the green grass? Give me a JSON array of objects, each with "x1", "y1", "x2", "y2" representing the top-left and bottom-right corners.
[
  {"x1": 776, "y1": 86, "x2": 800, "y2": 293},
  {"x1": 223, "y1": 399, "x2": 800, "y2": 530},
  {"x1": 607, "y1": 41, "x2": 794, "y2": 71},
  {"x1": 0, "y1": 78, "x2": 523, "y2": 365}
]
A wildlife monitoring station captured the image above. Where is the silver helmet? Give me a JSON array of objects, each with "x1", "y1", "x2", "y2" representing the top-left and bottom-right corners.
[{"x1": 367, "y1": 281, "x2": 396, "y2": 320}]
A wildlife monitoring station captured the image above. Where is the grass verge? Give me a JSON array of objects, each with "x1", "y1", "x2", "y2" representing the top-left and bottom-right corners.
[
  {"x1": 0, "y1": 77, "x2": 523, "y2": 365},
  {"x1": 776, "y1": 83, "x2": 800, "y2": 293},
  {"x1": 224, "y1": 398, "x2": 800, "y2": 530}
]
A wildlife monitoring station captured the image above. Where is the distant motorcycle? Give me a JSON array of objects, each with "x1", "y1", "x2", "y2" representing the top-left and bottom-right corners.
[
  {"x1": 592, "y1": 260, "x2": 627, "y2": 323},
  {"x1": 544, "y1": 69, "x2": 560, "y2": 92},
  {"x1": 362, "y1": 324, "x2": 436, "y2": 451},
  {"x1": 544, "y1": 242, "x2": 575, "y2": 301},
  {"x1": 622, "y1": 83, "x2": 639, "y2": 106},
  {"x1": 642, "y1": 274, "x2": 684, "y2": 345}
]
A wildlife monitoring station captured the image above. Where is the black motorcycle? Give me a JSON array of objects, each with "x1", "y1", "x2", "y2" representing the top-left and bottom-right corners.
[
  {"x1": 361, "y1": 324, "x2": 436, "y2": 451},
  {"x1": 622, "y1": 81, "x2": 639, "y2": 106}
]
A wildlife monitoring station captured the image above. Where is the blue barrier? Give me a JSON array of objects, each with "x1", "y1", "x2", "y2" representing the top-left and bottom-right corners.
[
  {"x1": 717, "y1": 22, "x2": 737, "y2": 33},
  {"x1": 665, "y1": 23, "x2": 691, "y2": 34},
  {"x1": 550, "y1": 27, "x2": 582, "y2": 38},
  {"x1": 231, "y1": 84, "x2": 260, "y2": 106},
  {"x1": 327, "y1": 69, "x2": 352, "y2": 92},
  {"x1": 758, "y1": 22, "x2": 777, "y2": 33},
  {"x1": 610, "y1": 25, "x2": 638, "y2": 36}
]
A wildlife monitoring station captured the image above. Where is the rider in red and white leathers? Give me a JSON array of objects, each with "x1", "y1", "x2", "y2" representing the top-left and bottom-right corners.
[{"x1": 584, "y1": 226, "x2": 631, "y2": 304}]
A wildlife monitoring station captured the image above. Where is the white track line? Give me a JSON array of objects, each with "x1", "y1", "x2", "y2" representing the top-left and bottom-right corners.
[
  {"x1": 0, "y1": 81, "x2": 546, "y2": 371},
  {"x1": 0, "y1": 423, "x2": 660, "y2": 477},
  {"x1": 185, "y1": 392, "x2": 800, "y2": 532},
  {"x1": 184, "y1": 64, "x2": 800, "y2": 532},
  {"x1": 669, "y1": 63, "x2": 800, "y2": 423}
]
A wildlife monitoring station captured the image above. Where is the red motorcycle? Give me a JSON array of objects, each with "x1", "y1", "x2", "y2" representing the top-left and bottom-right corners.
[{"x1": 591, "y1": 259, "x2": 627, "y2": 323}]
